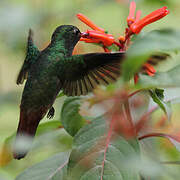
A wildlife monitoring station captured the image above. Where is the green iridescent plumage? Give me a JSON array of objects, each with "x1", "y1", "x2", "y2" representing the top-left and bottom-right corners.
[{"x1": 17, "y1": 29, "x2": 40, "y2": 85}]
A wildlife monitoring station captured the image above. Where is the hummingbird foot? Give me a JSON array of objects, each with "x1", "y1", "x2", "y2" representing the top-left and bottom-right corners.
[{"x1": 47, "y1": 107, "x2": 55, "y2": 119}]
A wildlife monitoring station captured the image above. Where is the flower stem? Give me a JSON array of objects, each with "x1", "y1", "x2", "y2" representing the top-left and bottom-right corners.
[{"x1": 124, "y1": 99, "x2": 135, "y2": 136}]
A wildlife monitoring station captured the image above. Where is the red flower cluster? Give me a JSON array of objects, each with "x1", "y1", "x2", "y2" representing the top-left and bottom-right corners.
[
  {"x1": 77, "y1": 1, "x2": 169, "y2": 82},
  {"x1": 134, "y1": 63, "x2": 156, "y2": 84},
  {"x1": 129, "y1": 6, "x2": 169, "y2": 34},
  {"x1": 77, "y1": 13, "x2": 121, "y2": 52}
]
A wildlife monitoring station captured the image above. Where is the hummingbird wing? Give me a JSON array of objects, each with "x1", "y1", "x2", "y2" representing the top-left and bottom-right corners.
[
  {"x1": 61, "y1": 52, "x2": 170, "y2": 96},
  {"x1": 61, "y1": 52, "x2": 125, "y2": 96},
  {"x1": 17, "y1": 29, "x2": 40, "y2": 85}
]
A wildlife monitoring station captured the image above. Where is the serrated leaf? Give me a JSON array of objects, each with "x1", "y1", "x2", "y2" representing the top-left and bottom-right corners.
[
  {"x1": 15, "y1": 152, "x2": 70, "y2": 180},
  {"x1": 67, "y1": 116, "x2": 141, "y2": 180},
  {"x1": 138, "y1": 64, "x2": 180, "y2": 88},
  {"x1": 149, "y1": 89, "x2": 172, "y2": 121},
  {"x1": 61, "y1": 97, "x2": 86, "y2": 136},
  {"x1": 122, "y1": 29, "x2": 180, "y2": 81}
]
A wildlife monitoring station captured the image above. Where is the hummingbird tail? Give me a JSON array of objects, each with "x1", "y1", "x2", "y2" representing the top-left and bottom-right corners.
[{"x1": 13, "y1": 108, "x2": 47, "y2": 160}]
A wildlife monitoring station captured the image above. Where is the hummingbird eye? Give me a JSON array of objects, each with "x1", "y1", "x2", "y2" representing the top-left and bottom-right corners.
[{"x1": 73, "y1": 29, "x2": 80, "y2": 36}]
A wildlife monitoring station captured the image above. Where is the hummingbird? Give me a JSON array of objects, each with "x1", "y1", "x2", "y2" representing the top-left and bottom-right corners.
[
  {"x1": 13, "y1": 25, "x2": 126, "y2": 159},
  {"x1": 14, "y1": 25, "x2": 168, "y2": 159}
]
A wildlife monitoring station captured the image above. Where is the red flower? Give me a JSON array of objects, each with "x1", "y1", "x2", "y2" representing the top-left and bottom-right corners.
[
  {"x1": 135, "y1": 10, "x2": 141, "y2": 23},
  {"x1": 77, "y1": 13, "x2": 105, "y2": 33},
  {"x1": 77, "y1": 3, "x2": 169, "y2": 84},
  {"x1": 81, "y1": 30, "x2": 115, "y2": 46},
  {"x1": 130, "y1": 6, "x2": 169, "y2": 34},
  {"x1": 134, "y1": 63, "x2": 156, "y2": 84},
  {"x1": 77, "y1": 13, "x2": 118, "y2": 48},
  {"x1": 80, "y1": 37, "x2": 101, "y2": 44},
  {"x1": 143, "y1": 63, "x2": 156, "y2": 76},
  {"x1": 125, "y1": 2, "x2": 169, "y2": 83},
  {"x1": 127, "y1": 1, "x2": 136, "y2": 26}
]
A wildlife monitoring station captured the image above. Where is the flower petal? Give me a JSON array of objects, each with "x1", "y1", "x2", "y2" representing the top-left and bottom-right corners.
[
  {"x1": 143, "y1": 63, "x2": 156, "y2": 76},
  {"x1": 127, "y1": 1, "x2": 136, "y2": 26},
  {"x1": 130, "y1": 7, "x2": 169, "y2": 34},
  {"x1": 77, "y1": 13, "x2": 105, "y2": 33},
  {"x1": 81, "y1": 30, "x2": 115, "y2": 46},
  {"x1": 135, "y1": 10, "x2": 141, "y2": 22}
]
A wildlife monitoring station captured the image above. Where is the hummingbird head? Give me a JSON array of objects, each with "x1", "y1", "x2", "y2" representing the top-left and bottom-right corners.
[{"x1": 51, "y1": 25, "x2": 81, "y2": 54}]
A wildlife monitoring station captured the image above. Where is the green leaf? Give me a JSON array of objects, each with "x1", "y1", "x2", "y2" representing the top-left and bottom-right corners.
[
  {"x1": 122, "y1": 54, "x2": 150, "y2": 82},
  {"x1": 138, "y1": 64, "x2": 180, "y2": 88},
  {"x1": 0, "y1": 170, "x2": 12, "y2": 180},
  {"x1": 149, "y1": 89, "x2": 172, "y2": 121},
  {"x1": 36, "y1": 121, "x2": 62, "y2": 136},
  {"x1": 67, "y1": 116, "x2": 141, "y2": 180},
  {"x1": 61, "y1": 97, "x2": 86, "y2": 136},
  {"x1": 33, "y1": 129, "x2": 73, "y2": 152},
  {"x1": 15, "y1": 152, "x2": 70, "y2": 180},
  {"x1": 122, "y1": 29, "x2": 180, "y2": 81}
]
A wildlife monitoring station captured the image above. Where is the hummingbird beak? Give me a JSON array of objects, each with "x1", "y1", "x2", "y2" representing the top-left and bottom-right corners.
[{"x1": 81, "y1": 32, "x2": 89, "y2": 38}]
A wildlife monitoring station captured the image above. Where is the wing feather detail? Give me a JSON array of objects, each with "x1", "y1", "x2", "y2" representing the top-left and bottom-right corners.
[
  {"x1": 61, "y1": 52, "x2": 170, "y2": 96},
  {"x1": 61, "y1": 52, "x2": 125, "y2": 96}
]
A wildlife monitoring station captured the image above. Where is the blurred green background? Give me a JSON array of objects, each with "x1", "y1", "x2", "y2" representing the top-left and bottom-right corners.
[{"x1": 0, "y1": 0, "x2": 180, "y2": 179}]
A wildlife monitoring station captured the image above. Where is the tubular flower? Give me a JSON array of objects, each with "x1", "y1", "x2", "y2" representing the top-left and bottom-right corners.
[
  {"x1": 80, "y1": 37, "x2": 102, "y2": 44},
  {"x1": 78, "y1": 13, "x2": 117, "y2": 47},
  {"x1": 127, "y1": 1, "x2": 136, "y2": 26},
  {"x1": 80, "y1": 30, "x2": 115, "y2": 46},
  {"x1": 130, "y1": 6, "x2": 169, "y2": 34},
  {"x1": 77, "y1": 13, "x2": 105, "y2": 33},
  {"x1": 143, "y1": 63, "x2": 156, "y2": 76},
  {"x1": 134, "y1": 63, "x2": 156, "y2": 84},
  {"x1": 77, "y1": 3, "x2": 169, "y2": 84},
  {"x1": 135, "y1": 10, "x2": 141, "y2": 23}
]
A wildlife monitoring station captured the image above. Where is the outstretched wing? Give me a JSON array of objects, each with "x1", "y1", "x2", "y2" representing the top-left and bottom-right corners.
[
  {"x1": 17, "y1": 29, "x2": 40, "y2": 85},
  {"x1": 61, "y1": 52, "x2": 170, "y2": 96},
  {"x1": 61, "y1": 52, "x2": 125, "y2": 96}
]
